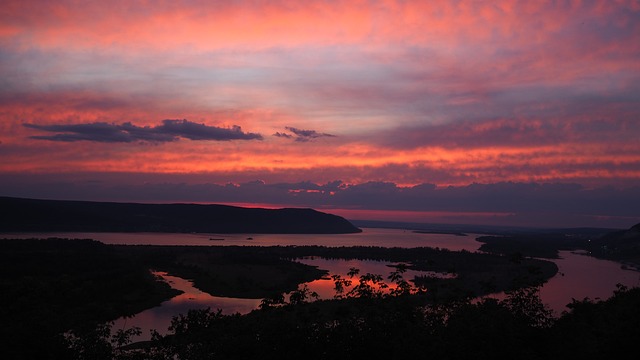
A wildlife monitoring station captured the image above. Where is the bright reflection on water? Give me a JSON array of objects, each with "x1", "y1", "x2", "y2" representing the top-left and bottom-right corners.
[
  {"x1": 479, "y1": 250, "x2": 640, "y2": 316},
  {"x1": 539, "y1": 251, "x2": 640, "y2": 315},
  {"x1": 115, "y1": 258, "x2": 453, "y2": 341},
  {"x1": 113, "y1": 272, "x2": 261, "y2": 341},
  {"x1": 295, "y1": 257, "x2": 454, "y2": 299},
  {"x1": 4, "y1": 229, "x2": 639, "y2": 335},
  {"x1": 117, "y1": 251, "x2": 640, "y2": 341},
  {"x1": 299, "y1": 254, "x2": 640, "y2": 316}
]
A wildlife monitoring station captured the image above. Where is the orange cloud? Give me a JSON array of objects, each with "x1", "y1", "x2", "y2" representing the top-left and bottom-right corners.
[
  {"x1": 1, "y1": 0, "x2": 639, "y2": 228},
  {"x1": 2, "y1": 1, "x2": 636, "y2": 53}
]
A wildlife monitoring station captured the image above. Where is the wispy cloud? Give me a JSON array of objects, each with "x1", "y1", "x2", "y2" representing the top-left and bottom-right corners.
[
  {"x1": 24, "y1": 120, "x2": 263, "y2": 143},
  {"x1": 369, "y1": 117, "x2": 640, "y2": 150},
  {"x1": 274, "y1": 127, "x2": 336, "y2": 142},
  {"x1": 273, "y1": 132, "x2": 293, "y2": 139},
  {"x1": 1, "y1": 1, "x2": 639, "y2": 227}
]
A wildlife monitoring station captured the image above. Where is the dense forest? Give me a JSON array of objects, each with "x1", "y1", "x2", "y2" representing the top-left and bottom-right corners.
[{"x1": 1, "y1": 231, "x2": 639, "y2": 359}]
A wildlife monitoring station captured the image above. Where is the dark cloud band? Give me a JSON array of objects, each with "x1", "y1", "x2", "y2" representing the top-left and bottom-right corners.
[
  {"x1": 274, "y1": 126, "x2": 336, "y2": 142},
  {"x1": 1, "y1": 173, "x2": 638, "y2": 228},
  {"x1": 24, "y1": 119, "x2": 263, "y2": 143}
]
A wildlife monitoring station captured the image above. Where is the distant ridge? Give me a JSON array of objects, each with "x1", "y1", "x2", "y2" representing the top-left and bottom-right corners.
[
  {"x1": 0, "y1": 197, "x2": 362, "y2": 234},
  {"x1": 592, "y1": 222, "x2": 640, "y2": 250},
  {"x1": 350, "y1": 219, "x2": 621, "y2": 236}
]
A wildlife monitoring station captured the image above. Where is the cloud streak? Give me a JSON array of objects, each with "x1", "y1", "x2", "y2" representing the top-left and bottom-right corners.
[
  {"x1": 274, "y1": 127, "x2": 336, "y2": 142},
  {"x1": 24, "y1": 120, "x2": 263, "y2": 143},
  {"x1": 370, "y1": 117, "x2": 640, "y2": 150}
]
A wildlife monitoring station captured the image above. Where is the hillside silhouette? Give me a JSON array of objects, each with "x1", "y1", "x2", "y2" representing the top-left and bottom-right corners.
[
  {"x1": 586, "y1": 222, "x2": 640, "y2": 266},
  {"x1": 0, "y1": 196, "x2": 361, "y2": 234}
]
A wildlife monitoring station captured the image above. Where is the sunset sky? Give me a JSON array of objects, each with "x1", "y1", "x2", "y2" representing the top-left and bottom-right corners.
[{"x1": 1, "y1": 0, "x2": 639, "y2": 228}]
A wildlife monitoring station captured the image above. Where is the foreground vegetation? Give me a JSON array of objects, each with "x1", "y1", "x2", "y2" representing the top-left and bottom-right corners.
[
  {"x1": 69, "y1": 278, "x2": 640, "y2": 360},
  {"x1": 0, "y1": 238, "x2": 180, "y2": 360},
  {"x1": 1, "y1": 234, "x2": 639, "y2": 359},
  {"x1": 118, "y1": 244, "x2": 558, "y2": 300}
]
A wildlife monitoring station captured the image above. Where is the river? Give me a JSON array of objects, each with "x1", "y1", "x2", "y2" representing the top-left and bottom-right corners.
[
  {"x1": 4, "y1": 228, "x2": 638, "y2": 339},
  {"x1": 0, "y1": 227, "x2": 483, "y2": 249}
]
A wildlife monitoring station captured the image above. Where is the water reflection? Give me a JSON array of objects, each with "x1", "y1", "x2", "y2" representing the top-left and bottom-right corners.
[
  {"x1": 299, "y1": 253, "x2": 640, "y2": 317},
  {"x1": 296, "y1": 257, "x2": 453, "y2": 299},
  {"x1": 113, "y1": 272, "x2": 261, "y2": 341},
  {"x1": 0, "y1": 228, "x2": 483, "y2": 250},
  {"x1": 127, "y1": 251, "x2": 640, "y2": 338},
  {"x1": 539, "y1": 251, "x2": 640, "y2": 315},
  {"x1": 479, "y1": 250, "x2": 640, "y2": 316},
  {"x1": 116, "y1": 258, "x2": 455, "y2": 340},
  {"x1": 6, "y1": 229, "x2": 638, "y2": 333}
]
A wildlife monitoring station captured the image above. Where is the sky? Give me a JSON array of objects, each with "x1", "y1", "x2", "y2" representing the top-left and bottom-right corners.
[{"x1": 1, "y1": 0, "x2": 639, "y2": 229}]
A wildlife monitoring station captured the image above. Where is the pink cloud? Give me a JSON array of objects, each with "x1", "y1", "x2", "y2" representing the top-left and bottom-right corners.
[{"x1": 1, "y1": 0, "x2": 639, "y2": 225}]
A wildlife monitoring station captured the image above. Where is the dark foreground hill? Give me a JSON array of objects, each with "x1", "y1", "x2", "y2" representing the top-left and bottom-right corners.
[
  {"x1": 0, "y1": 196, "x2": 361, "y2": 234},
  {"x1": 586, "y1": 222, "x2": 640, "y2": 265}
]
